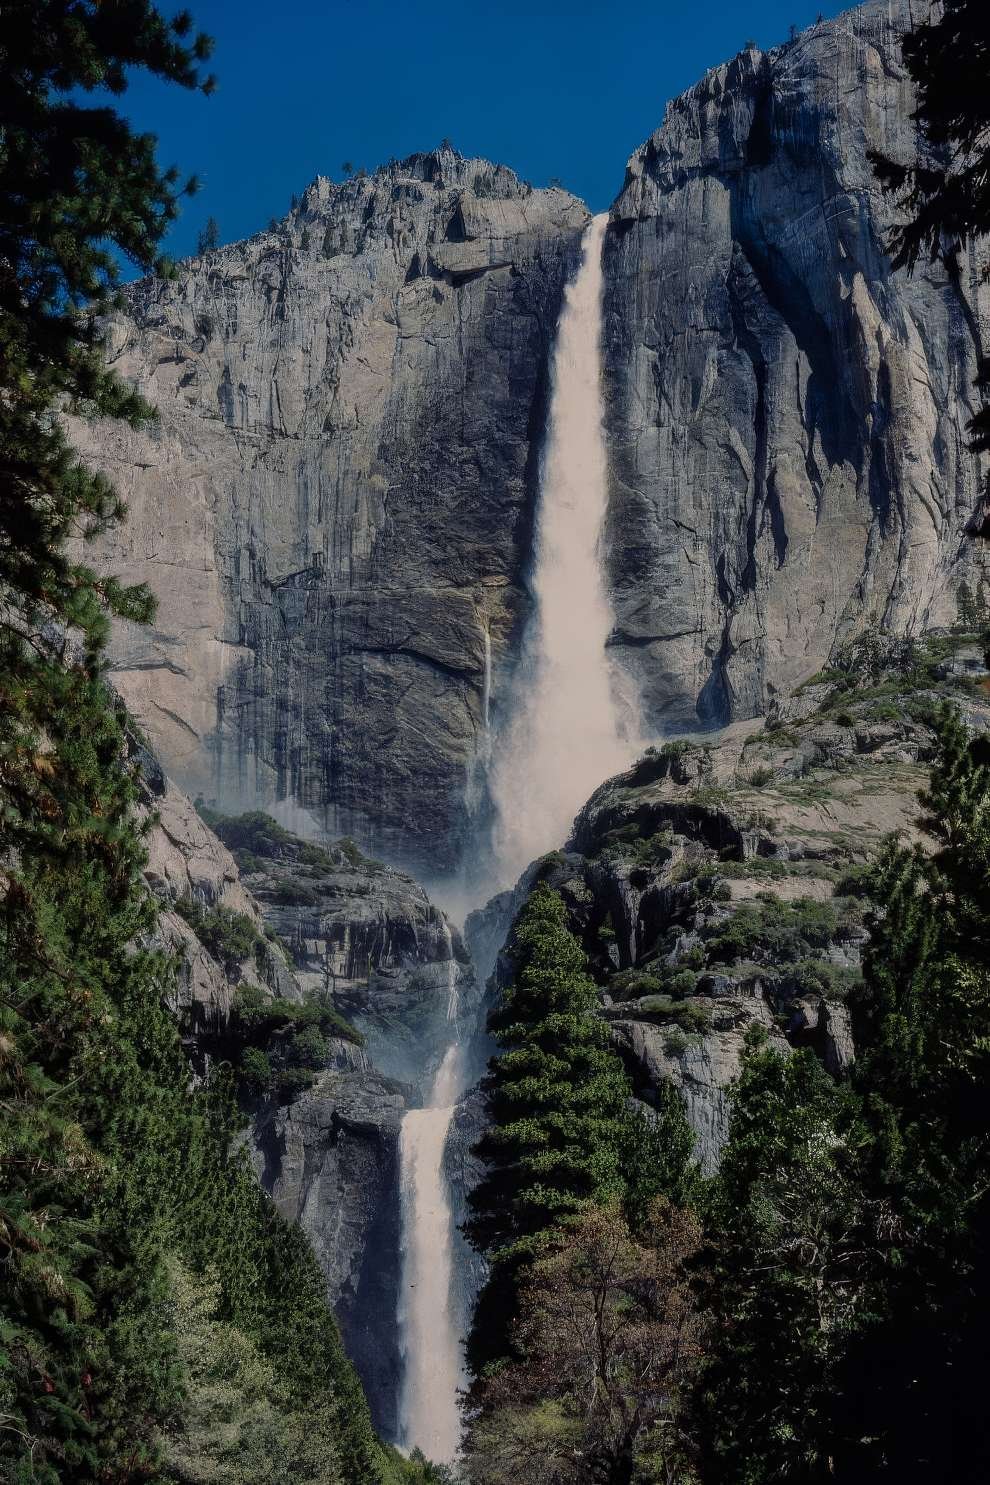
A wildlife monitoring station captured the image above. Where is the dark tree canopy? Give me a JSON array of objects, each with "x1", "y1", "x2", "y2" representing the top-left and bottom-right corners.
[
  {"x1": 871, "y1": 0, "x2": 990, "y2": 487},
  {"x1": 0, "y1": 0, "x2": 213, "y2": 637},
  {"x1": 0, "y1": 9, "x2": 385, "y2": 1483}
]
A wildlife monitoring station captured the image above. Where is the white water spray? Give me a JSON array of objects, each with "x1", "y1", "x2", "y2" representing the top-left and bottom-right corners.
[
  {"x1": 395, "y1": 212, "x2": 642, "y2": 1465},
  {"x1": 397, "y1": 941, "x2": 466, "y2": 1463},
  {"x1": 489, "y1": 212, "x2": 640, "y2": 888}
]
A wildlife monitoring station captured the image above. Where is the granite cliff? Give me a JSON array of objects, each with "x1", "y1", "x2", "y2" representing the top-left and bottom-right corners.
[
  {"x1": 78, "y1": 0, "x2": 989, "y2": 879},
  {"x1": 74, "y1": 154, "x2": 587, "y2": 875},
  {"x1": 139, "y1": 770, "x2": 473, "y2": 1437},
  {"x1": 603, "y1": 0, "x2": 989, "y2": 726}
]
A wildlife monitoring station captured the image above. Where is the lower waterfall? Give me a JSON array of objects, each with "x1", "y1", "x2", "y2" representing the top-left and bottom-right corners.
[
  {"x1": 396, "y1": 210, "x2": 640, "y2": 1463},
  {"x1": 397, "y1": 1028, "x2": 467, "y2": 1461}
]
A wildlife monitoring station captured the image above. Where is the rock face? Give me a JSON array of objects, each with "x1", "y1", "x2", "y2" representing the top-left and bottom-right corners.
[
  {"x1": 137, "y1": 743, "x2": 299, "y2": 1024},
  {"x1": 249, "y1": 1046, "x2": 407, "y2": 1439},
  {"x1": 199, "y1": 808, "x2": 479, "y2": 1092},
  {"x1": 76, "y1": 151, "x2": 587, "y2": 875},
  {"x1": 517, "y1": 632, "x2": 990, "y2": 1167},
  {"x1": 80, "y1": 3, "x2": 990, "y2": 875},
  {"x1": 608, "y1": 997, "x2": 789, "y2": 1173},
  {"x1": 138, "y1": 779, "x2": 472, "y2": 1435},
  {"x1": 602, "y1": 0, "x2": 990, "y2": 729}
]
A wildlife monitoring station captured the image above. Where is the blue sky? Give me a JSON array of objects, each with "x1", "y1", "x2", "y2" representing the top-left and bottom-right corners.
[{"x1": 119, "y1": 0, "x2": 848, "y2": 260}]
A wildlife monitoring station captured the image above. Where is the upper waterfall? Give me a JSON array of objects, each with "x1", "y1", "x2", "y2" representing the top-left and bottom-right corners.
[{"x1": 489, "y1": 211, "x2": 641, "y2": 890}]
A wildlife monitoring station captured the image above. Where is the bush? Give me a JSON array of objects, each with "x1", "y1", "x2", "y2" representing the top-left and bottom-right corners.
[
  {"x1": 748, "y1": 765, "x2": 774, "y2": 787},
  {"x1": 663, "y1": 1028, "x2": 692, "y2": 1057},
  {"x1": 636, "y1": 996, "x2": 711, "y2": 1033},
  {"x1": 240, "y1": 1045, "x2": 273, "y2": 1093},
  {"x1": 704, "y1": 896, "x2": 843, "y2": 966},
  {"x1": 271, "y1": 881, "x2": 319, "y2": 906},
  {"x1": 609, "y1": 969, "x2": 666, "y2": 1000},
  {"x1": 174, "y1": 897, "x2": 260, "y2": 970}
]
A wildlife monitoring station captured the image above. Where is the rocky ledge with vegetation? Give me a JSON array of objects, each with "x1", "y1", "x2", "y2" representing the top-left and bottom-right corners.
[
  {"x1": 506, "y1": 630, "x2": 990, "y2": 1169},
  {"x1": 137, "y1": 782, "x2": 472, "y2": 1439}
]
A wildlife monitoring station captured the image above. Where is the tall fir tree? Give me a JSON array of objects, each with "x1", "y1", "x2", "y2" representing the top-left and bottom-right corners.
[
  {"x1": 0, "y1": 7, "x2": 383, "y2": 1481},
  {"x1": 465, "y1": 884, "x2": 692, "y2": 1372},
  {"x1": 870, "y1": 0, "x2": 990, "y2": 528}
]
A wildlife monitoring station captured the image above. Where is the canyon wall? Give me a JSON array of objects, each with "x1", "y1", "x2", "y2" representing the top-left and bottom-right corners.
[
  {"x1": 80, "y1": 0, "x2": 990, "y2": 874},
  {"x1": 602, "y1": 0, "x2": 990, "y2": 728},
  {"x1": 74, "y1": 153, "x2": 587, "y2": 875}
]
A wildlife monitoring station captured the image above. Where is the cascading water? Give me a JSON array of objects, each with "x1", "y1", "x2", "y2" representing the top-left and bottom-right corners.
[
  {"x1": 488, "y1": 211, "x2": 640, "y2": 890},
  {"x1": 395, "y1": 212, "x2": 641, "y2": 1464},
  {"x1": 396, "y1": 937, "x2": 466, "y2": 1464}
]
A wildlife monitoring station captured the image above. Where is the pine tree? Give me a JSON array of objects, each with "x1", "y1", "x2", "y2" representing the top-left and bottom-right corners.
[
  {"x1": 835, "y1": 706, "x2": 990, "y2": 1482},
  {"x1": 694, "y1": 1036, "x2": 868, "y2": 1485},
  {"x1": 869, "y1": 0, "x2": 990, "y2": 466},
  {"x1": 0, "y1": 8, "x2": 384, "y2": 1481},
  {"x1": 466, "y1": 885, "x2": 640, "y2": 1369},
  {"x1": 196, "y1": 214, "x2": 220, "y2": 254}
]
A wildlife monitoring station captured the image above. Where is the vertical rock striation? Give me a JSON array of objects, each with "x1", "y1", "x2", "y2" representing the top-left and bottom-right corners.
[
  {"x1": 602, "y1": 0, "x2": 990, "y2": 729},
  {"x1": 75, "y1": 150, "x2": 587, "y2": 874}
]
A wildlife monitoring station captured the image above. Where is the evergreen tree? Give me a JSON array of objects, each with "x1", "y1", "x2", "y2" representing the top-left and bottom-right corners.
[
  {"x1": 0, "y1": 7, "x2": 383, "y2": 1481},
  {"x1": 694, "y1": 1036, "x2": 868, "y2": 1485},
  {"x1": 467, "y1": 885, "x2": 651, "y2": 1370},
  {"x1": 196, "y1": 214, "x2": 220, "y2": 254},
  {"x1": 870, "y1": 0, "x2": 990, "y2": 464},
  {"x1": 834, "y1": 706, "x2": 990, "y2": 1482},
  {"x1": 694, "y1": 709, "x2": 990, "y2": 1484}
]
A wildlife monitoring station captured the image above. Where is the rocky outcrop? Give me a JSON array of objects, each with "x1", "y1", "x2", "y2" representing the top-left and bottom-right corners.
[
  {"x1": 199, "y1": 807, "x2": 479, "y2": 1092},
  {"x1": 602, "y1": 0, "x2": 990, "y2": 729},
  {"x1": 137, "y1": 742, "x2": 298, "y2": 1023},
  {"x1": 521, "y1": 631, "x2": 990, "y2": 1166},
  {"x1": 137, "y1": 769, "x2": 471, "y2": 1434},
  {"x1": 608, "y1": 997, "x2": 789, "y2": 1173},
  {"x1": 75, "y1": 151, "x2": 587, "y2": 874},
  {"x1": 248, "y1": 1046, "x2": 407, "y2": 1439}
]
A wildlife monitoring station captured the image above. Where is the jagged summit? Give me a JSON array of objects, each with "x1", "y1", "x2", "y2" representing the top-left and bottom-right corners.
[{"x1": 172, "y1": 145, "x2": 584, "y2": 274}]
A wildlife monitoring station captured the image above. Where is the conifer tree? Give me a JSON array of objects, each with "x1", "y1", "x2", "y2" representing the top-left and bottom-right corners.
[
  {"x1": 870, "y1": 0, "x2": 990, "y2": 472},
  {"x1": 467, "y1": 885, "x2": 655, "y2": 1369},
  {"x1": 0, "y1": 8, "x2": 383, "y2": 1481},
  {"x1": 196, "y1": 214, "x2": 221, "y2": 254},
  {"x1": 835, "y1": 706, "x2": 990, "y2": 1482}
]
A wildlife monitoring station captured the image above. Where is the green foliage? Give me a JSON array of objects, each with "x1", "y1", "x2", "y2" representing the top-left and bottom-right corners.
[
  {"x1": 694, "y1": 708, "x2": 990, "y2": 1481},
  {"x1": 635, "y1": 996, "x2": 710, "y2": 1034},
  {"x1": 466, "y1": 886, "x2": 640, "y2": 1368},
  {"x1": 0, "y1": 9, "x2": 383, "y2": 1481},
  {"x1": 0, "y1": 0, "x2": 213, "y2": 645},
  {"x1": 160, "y1": 1259, "x2": 345, "y2": 1483},
  {"x1": 703, "y1": 894, "x2": 857, "y2": 967},
  {"x1": 196, "y1": 215, "x2": 220, "y2": 255},
  {"x1": 226, "y1": 983, "x2": 362, "y2": 1098},
  {"x1": 695, "y1": 1039, "x2": 868, "y2": 1484},
  {"x1": 174, "y1": 895, "x2": 261, "y2": 970}
]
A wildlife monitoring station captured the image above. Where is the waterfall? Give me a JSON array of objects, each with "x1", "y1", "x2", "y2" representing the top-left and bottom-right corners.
[
  {"x1": 488, "y1": 211, "x2": 639, "y2": 890},
  {"x1": 481, "y1": 625, "x2": 492, "y2": 735},
  {"x1": 395, "y1": 212, "x2": 641, "y2": 1465},
  {"x1": 397, "y1": 937, "x2": 466, "y2": 1463}
]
